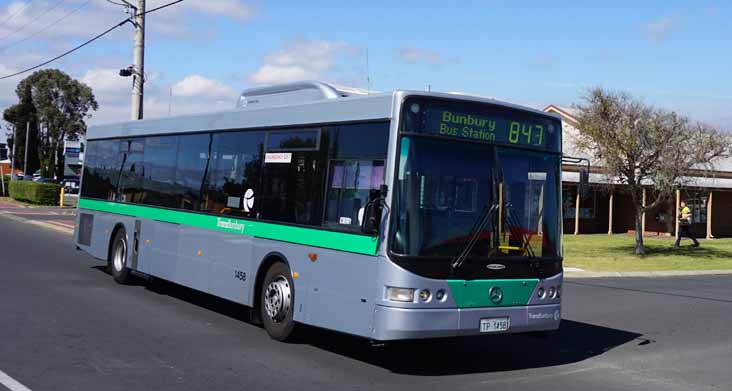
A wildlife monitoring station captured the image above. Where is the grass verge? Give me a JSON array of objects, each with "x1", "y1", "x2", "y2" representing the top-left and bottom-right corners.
[{"x1": 564, "y1": 234, "x2": 732, "y2": 272}]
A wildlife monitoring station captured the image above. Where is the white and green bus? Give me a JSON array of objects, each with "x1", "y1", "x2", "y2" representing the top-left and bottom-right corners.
[{"x1": 75, "y1": 81, "x2": 564, "y2": 341}]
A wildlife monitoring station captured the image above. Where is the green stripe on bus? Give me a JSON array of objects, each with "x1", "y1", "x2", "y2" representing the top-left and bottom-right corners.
[
  {"x1": 78, "y1": 198, "x2": 379, "y2": 255},
  {"x1": 447, "y1": 279, "x2": 538, "y2": 308}
]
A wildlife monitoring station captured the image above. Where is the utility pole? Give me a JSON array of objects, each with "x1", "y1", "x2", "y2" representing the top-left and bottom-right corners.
[
  {"x1": 10, "y1": 125, "x2": 15, "y2": 180},
  {"x1": 117, "y1": 0, "x2": 183, "y2": 119},
  {"x1": 131, "y1": 0, "x2": 145, "y2": 120},
  {"x1": 23, "y1": 121, "x2": 29, "y2": 177}
]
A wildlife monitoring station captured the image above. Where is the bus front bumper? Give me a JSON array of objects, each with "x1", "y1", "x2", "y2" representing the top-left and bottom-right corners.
[{"x1": 372, "y1": 304, "x2": 561, "y2": 341}]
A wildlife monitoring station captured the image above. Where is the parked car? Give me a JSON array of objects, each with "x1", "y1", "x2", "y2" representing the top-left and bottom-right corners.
[{"x1": 35, "y1": 177, "x2": 59, "y2": 184}]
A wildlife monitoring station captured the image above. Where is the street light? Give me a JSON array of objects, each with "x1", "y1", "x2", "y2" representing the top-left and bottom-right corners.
[{"x1": 119, "y1": 66, "x2": 134, "y2": 77}]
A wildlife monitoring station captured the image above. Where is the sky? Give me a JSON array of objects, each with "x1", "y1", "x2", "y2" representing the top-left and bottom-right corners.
[{"x1": 0, "y1": 0, "x2": 730, "y2": 139}]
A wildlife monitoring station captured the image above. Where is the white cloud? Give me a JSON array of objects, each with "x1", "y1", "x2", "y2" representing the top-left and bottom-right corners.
[
  {"x1": 646, "y1": 16, "x2": 675, "y2": 43},
  {"x1": 0, "y1": 0, "x2": 257, "y2": 47},
  {"x1": 172, "y1": 74, "x2": 235, "y2": 99},
  {"x1": 248, "y1": 39, "x2": 356, "y2": 85},
  {"x1": 80, "y1": 68, "x2": 131, "y2": 95},
  {"x1": 398, "y1": 48, "x2": 446, "y2": 65},
  {"x1": 185, "y1": 0, "x2": 256, "y2": 22},
  {"x1": 83, "y1": 72, "x2": 236, "y2": 124},
  {"x1": 0, "y1": 1, "x2": 124, "y2": 42}
]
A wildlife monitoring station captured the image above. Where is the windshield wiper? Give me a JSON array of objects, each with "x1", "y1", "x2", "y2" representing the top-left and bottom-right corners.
[{"x1": 450, "y1": 202, "x2": 500, "y2": 271}]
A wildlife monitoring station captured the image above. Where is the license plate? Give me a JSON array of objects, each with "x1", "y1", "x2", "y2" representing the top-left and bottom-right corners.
[{"x1": 480, "y1": 317, "x2": 510, "y2": 333}]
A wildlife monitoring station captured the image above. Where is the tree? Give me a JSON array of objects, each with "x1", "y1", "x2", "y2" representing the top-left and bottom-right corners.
[
  {"x1": 3, "y1": 82, "x2": 40, "y2": 174},
  {"x1": 3, "y1": 69, "x2": 98, "y2": 179},
  {"x1": 574, "y1": 88, "x2": 729, "y2": 255}
]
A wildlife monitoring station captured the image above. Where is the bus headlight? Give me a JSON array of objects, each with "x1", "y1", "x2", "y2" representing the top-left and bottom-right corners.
[
  {"x1": 537, "y1": 287, "x2": 546, "y2": 299},
  {"x1": 418, "y1": 289, "x2": 431, "y2": 302},
  {"x1": 386, "y1": 287, "x2": 415, "y2": 302},
  {"x1": 548, "y1": 286, "x2": 556, "y2": 299}
]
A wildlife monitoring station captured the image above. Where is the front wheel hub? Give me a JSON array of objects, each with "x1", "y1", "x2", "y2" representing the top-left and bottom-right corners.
[{"x1": 264, "y1": 276, "x2": 291, "y2": 323}]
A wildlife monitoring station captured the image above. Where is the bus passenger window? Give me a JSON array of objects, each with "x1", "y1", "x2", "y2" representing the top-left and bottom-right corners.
[
  {"x1": 203, "y1": 131, "x2": 264, "y2": 217},
  {"x1": 267, "y1": 130, "x2": 319, "y2": 151},
  {"x1": 175, "y1": 134, "x2": 211, "y2": 211},
  {"x1": 141, "y1": 136, "x2": 178, "y2": 208},
  {"x1": 325, "y1": 160, "x2": 385, "y2": 230},
  {"x1": 117, "y1": 139, "x2": 144, "y2": 203}
]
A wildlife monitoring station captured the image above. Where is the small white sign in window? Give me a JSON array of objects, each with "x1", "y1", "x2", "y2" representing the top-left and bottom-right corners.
[
  {"x1": 265, "y1": 152, "x2": 292, "y2": 164},
  {"x1": 339, "y1": 217, "x2": 353, "y2": 225},
  {"x1": 227, "y1": 196, "x2": 241, "y2": 208},
  {"x1": 528, "y1": 172, "x2": 547, "y2": 181}
]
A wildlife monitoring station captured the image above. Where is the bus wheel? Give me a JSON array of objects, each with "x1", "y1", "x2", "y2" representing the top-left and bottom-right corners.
[
  {"x1": 109, "y1": 228, "x2": 131, "y2": 284},
  {"x1": 260, "y1": 262, "x2": 296, "y2": 341}
]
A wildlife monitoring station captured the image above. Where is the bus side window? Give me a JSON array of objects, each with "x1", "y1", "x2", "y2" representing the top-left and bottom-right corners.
[
  {"x1": 117, "y1": 138, "x2": 145, "y2": 203},
  {"x1": 175, "y1": 133, "x2": 212, "y2": 211},
  {"x1": 323, "y1": 122, "x2": 390, "y2": 231},
  {"x1": 324, "y1": 160, "x2": 385, "y2": 230},
  {"x1": 80, "y1": 139, "x2": 120, "y2": 200},
  {"x1": 259, "y1": 129, "x2": 324, "y2": 225},
  {"x1": 141, "y1": 135, "x2": 179, "y2": 208},
  {"x1": 203, "y1": 131, "x2": 264, "y2": 217}
]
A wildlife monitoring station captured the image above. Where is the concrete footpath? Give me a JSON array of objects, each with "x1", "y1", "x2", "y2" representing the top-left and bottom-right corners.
[{"x1": 0, "y1": 199, "x2": 75, "y2": 234}]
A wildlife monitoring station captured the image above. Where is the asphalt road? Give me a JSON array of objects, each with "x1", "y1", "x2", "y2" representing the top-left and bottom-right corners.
[{"x1": 1, "y1": 214, "x2": 731, "y2": 391}]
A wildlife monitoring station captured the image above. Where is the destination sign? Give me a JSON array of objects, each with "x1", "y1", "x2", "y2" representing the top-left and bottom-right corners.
[{"x1": 403, "y1": 98, "x2": 561, "y2": 151}]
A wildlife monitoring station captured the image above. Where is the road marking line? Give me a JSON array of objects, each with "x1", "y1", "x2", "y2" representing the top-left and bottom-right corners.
[{"x1": 0, "y1": 370, "x2": 32, "y2": 391}]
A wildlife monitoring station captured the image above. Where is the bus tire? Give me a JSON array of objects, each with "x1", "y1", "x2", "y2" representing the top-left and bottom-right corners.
[
  {"x1": 260, "y1": 262, "x2": 296, "y2": 341},
  {"x1": 109, "y1": 228, "x2": 132, "y2": 284}
]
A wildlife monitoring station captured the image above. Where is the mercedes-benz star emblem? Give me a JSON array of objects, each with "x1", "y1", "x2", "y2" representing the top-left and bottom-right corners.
[{"x1": 489, "y1": 286, "x2": 503, "y2": 304}]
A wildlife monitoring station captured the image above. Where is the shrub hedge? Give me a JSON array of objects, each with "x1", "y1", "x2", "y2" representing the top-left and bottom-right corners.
[{"x1": 8, "y1": 180, "x2": 61, "y2": 205}]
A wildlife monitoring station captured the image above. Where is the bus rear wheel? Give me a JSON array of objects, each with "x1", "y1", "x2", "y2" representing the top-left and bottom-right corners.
[
  {"x1": 260, "y1": 262, "x2": 296, "y2": 341},
  {"x1": 109, "y1": 228, "x2": 132, "y2": 284}
]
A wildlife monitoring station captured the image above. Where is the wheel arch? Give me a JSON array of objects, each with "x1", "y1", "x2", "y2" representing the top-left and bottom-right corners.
[
  {"x1": 107, "y1": 222, "x2": 128, "y2": 261},
  {"x1": 251, "y1": 251, "x2": 290, "y2": 325}
]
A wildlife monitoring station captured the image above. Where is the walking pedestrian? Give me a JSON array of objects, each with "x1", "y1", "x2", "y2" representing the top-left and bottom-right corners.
[{"x1": 674, "y1": 201, "x2": 700, "y2": 247}]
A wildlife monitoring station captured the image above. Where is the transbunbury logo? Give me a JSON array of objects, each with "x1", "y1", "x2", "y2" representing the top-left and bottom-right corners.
[
  {"x1": 243, "y1": 188, "x2": 255, "y2": 212},
  {"x1": 489, "y1": 286, "x2": 504, "y2": 304}
]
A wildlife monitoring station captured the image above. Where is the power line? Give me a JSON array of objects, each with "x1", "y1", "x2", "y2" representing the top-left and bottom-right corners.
[
  {"x1": 0, "y1": 0, "x2": 66, "y2": 42},
  {"x1": 141, "y1": 0, "x2": 183, "y2": 17},
  {"x1": 0, "y1": 0, "x2": 35, "y2": 27},
  {"x1": 0, "y1": 0, "x2": 91, "y2": 52},
  {"x1": 0, "y1": 19, "x2": 126, "y2": 80},
  {"x1": 0, "y1": 0, "x2": 184, "y2": 80},
  {"x1": 105, "y1": 0, "x2": 130, "y2": 7}
]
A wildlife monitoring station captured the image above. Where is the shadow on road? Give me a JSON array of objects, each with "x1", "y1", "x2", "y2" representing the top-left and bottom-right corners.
[
  {"x1": 300, "y1": 320, "x2": 642, "y2": 375},
  {"x1": 91, "y1": 266, "x2": 643, "y2": 376}
]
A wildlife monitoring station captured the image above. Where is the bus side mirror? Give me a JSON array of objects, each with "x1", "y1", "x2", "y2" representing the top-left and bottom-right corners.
[
  {"x1": 361, "y1": 186, "x2": 386, "y2": 234},
  {"x1": 579, "y1": 168, "x2": 590, "y2": 200}
]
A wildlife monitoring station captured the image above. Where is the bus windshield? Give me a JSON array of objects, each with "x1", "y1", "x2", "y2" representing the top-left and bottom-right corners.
[{"x1": 391, "y1": 102, "x2": 562, "y2": 261}]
